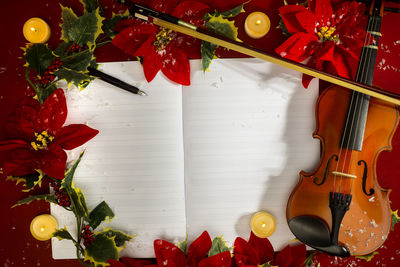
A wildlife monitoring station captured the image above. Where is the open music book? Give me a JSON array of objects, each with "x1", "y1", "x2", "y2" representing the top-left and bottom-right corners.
[{"x1": 51, "y1": 58, "x2": 319, "y2": 259}]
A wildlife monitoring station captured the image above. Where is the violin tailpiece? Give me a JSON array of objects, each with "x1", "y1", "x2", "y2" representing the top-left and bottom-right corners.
[{"x1": 329, "y1": 192, "x2": 352, "y2": 245}]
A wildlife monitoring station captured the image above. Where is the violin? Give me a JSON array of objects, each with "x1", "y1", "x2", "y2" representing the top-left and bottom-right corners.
[{"x1": 286, "y1": 0, "x2": 399, "y2": 257}]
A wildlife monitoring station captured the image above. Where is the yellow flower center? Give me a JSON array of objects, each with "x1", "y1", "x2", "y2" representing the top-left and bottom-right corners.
[
  {"x1": 31, "y1": 130, "x2": 54, "y2": 151},
  {"x1": 154, "y1": 28, "x2": 174, "y2": 51},
  {"x1": 317, "y1": 26, "x2": 339, "y2": 42}
]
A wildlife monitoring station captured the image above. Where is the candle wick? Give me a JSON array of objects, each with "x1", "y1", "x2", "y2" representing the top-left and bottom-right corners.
[
  {"x1": 256, "y1": 20, "x2": 262, "y2": 25},
  {"x1": 40, "y1": 227, "x2": 45, "y2": 232},
  {"x1": 261, "y1": 223, "x2": 266, "y2": 228},
  {"x1": 30, "y1": 27, "x2": 37, "y2": 32}
]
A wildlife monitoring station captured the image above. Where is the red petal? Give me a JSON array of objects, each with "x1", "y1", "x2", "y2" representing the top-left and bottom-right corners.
[
  {"x1": 107, "y1": 259, "x2": 128, "y2": 267},
  {"x1": 120, "y1": 257, "x2": 155, "y2": 267},
  {"x1": 154, "y1": 240, "x2": 186, "y2": 267},
  {"x1": 151, "y1": 0, "x2": 179, "y2": 14},
  {"x1": 187, "y1": 231, "x2": 212, "y2": 267},
  {"x1": 160, "y1": 46, "x2": 191, "y2": 86},
  {"x1": 279, "y1": 5, "x2": 310, "y2": 34},
  {"x1": 233, "y1": 237, "x2": 259, "y2": 266},
  {"x1": 313, "y1": 41, "x2": 335, "y2": 62},
  {"x1": 288, "y1": 244, "x2": 306, "y2": 267},
  {"x1": 142, "y1": 47, "x2": 163, "y2": 83},
  {"x1": 173, "y1": 34, "x2": 202, "y2": 59},
  {"x1": 38, "y1": 145, "x2": 67, "y2": 179},
  {"x1": 311, "y1": 0, "x2": 333, "y2": 26},
  {"x1": 0, "y1": 140, "x2": 29, "y2": 153},
  {"x1": 11, "y1": 97, "x2": 41, "y2": 138},
  {"x1": 273, "y1": 245, "x2": 292, "y2": 267},
  {"x1": 56, "y1": 124, "x2": 99, "y2": 150},
  {"x1": 112, "y1": 26, "x2": 157, "y2": 57},
  {"x1": 248, "y1": 232, "x2": 274, "y2": 264},
  {"x1": 302, "y1": 74, "x2": 314, "y2": 88},
  {"x1": 114, "y1": 18, "x2": 149, "y2": 32},
  {"x1": 275, "y1": 32, "x2": 318, "y2": 62},
  {"x1": 198, "y1": 251, "x2": 231, "y2": 267},
  {"x1": 1, "y1": 144, "x2": 36, "y2": 177},
  {"x1": 39, "y1": 89, "x2": 67, "y2": 134},
  {"x1": 172, "y1": 1, "x2": 210, "y2": 26},
  {"x1": 294, "y1": 11, "x2": 317, "y2": 33}
]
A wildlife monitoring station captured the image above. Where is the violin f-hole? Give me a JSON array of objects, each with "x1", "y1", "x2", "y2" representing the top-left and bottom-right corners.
[
  {"x1": 358, "y1": 160, "x2": 375, "y2": 196},
  {"x1": 313, "y1": 154, "x2": 338, "y2": 185}
]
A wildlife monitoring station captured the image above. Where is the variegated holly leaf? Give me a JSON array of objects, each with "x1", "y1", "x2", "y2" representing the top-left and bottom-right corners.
[
  {"x1": 54, "y1": 68, "x2": 93, "y2": 90},
  {"x1": 391, "y1": 210, "x2": 400, "y2": 231},
  {"x1": 178, "y1": 238, "x2": 188, "y2": 254},
  {"x1": 102, "y1": 10, "x2": 129, "y2": 38},
  {"x1": 6, "y1": 170, "x2": 46, "y2": 192},
  {"x1": 60, "y1": 5, "x2": 104, "y2": 49},
  {"x1": 201, "y1": 41, "x2": 217, "y2": 72},
  {"x1": 79, "y1": 0, "x2": 103, "y2": 16},
  {"x1": 53, "y1": 41, "x2": 71, "y2": 57},
  {"x1": 355, "y1": 251, "x2": 378, "y2": 262},
  {"x1": 37, "y1": 83, "x2": 58, "y2": 104},
  {"x1": 12, "y1": 194, "x2": 57, "y2": 208},
  {"x1": 62, "y1": 152, "x2": 84, "y2": 188},
  {"x1": 53, "y1": 227, "x2": 76, "y2": 243},
  {"x1": 84, "y1": 234, "x2": 121, "y2": 266},
  {"x1": 89, "y1": 201, "x2": 115, "y2": 229},
  {"x1": 208, "y1": 236, "x2": 231, "y2": 257},
  {"x1": 23, "y1": 43, "x2": 55, "y2": 75},
  {"x1": 100, "y1": 228, "x2": 133, "y2": 247},
  {"x1": 220, "y1": 2, "x2": 246, "y2": 18},
  {"x1": 62, "y1": 50, "x2": 94, "y2": 71}
]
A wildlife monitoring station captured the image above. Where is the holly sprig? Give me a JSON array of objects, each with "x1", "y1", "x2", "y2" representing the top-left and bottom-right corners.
[
  {"x1": 201, "y1": 2, "x2": 247, "y2": 72},
  {"x1": 13, "y1": 152, "x2": 133, "y2": 267}
]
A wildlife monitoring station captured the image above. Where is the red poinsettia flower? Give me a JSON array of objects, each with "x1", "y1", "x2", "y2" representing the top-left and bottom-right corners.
[
  {"x1": 108, "y1": 257, "x2": 154, "y2": 267},
  {"x1": 0, "y1": 89, "x2": 98, "y2": 179},
  {"x1": 109, "y1": 231, "x2": 231, "y2": 267},
  {"x1": 275, "y1": 0, "x2": 368, "y2": 88},
  {"x1": 112, "y1": 0, "x2": 210, "y2": 86},
  {"x1": 234, "y1": 232, "x2": 306, "y2": 267}
]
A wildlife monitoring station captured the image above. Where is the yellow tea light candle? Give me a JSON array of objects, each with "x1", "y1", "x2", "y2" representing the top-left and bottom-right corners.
[
  {"x1": 250, "y1": 211, "x2": 276, "y2": 238},
  {"x1": 244, "y1": 12, "x2": 271, "y2": 39},
  {"x1": 23, "y1": 18, "x2": 51, "y2": 43},
  {"x1": 30, "y1": 214, "x2": 58, "y2": 241}
]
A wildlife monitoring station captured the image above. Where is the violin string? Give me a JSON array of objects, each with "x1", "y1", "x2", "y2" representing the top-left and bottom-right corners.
[
  {"x1": 340, "y1": 13, "x2": 378, "y2": 196},
  {"x1": 347, "y1": 15, "x2": 380, "y2": 195},
  {"x1": 333, "y1": 12, "x2": 375, "y2": 195}
]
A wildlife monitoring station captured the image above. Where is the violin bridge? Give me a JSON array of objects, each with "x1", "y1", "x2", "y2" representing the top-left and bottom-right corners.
[{"x1": 331, "y1": 171, "x2": 357, "y2": 179}]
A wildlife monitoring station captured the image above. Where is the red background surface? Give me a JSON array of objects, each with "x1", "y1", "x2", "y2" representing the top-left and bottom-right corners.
[{"x1": 0, "y1": 0, "x2": 400, "y2": 266}]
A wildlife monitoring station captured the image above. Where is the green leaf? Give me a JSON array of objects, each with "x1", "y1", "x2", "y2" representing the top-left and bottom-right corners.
[
  {"x1": 6, "y1": 170, "x2": 45, "y2": 192},
  {"x1": 54, "y1": 68, "x2": 93, "y2": 89},
  {"x1": 61, "y1": 6, "x2": 104, "y2": 48},
  {"x1": 84, "y1": 234, "x2": 121, "y2": 266},
  {"x1": 278, "y1": 18, "x2": 291, "y2": 38},
  {"x1": 219, "y1": 2, "x2": 247, "y2": 18},
  {"x1": 80, "y1": 0, "x2": 103, "y2": 15},
  {"x1": 89, "y1": 201, "x2": 115, "y2": 229},
  {"x1": 12, "y1": 194, "x2": 57, "y2": 208},
  {"x1": 102, "y1": 11, "x2": 129, "y2": 38},
  {"x1": 100, "y1": 228, "x2": 133, "y2": 247},
  {"x1": 53, "y1": 227, "x2": 76, "y2": 242},
  {"x1": 53, "y1": 41, "x2": 72, "y2": 57},
  {"x1": 201, "y1": 41, "x2": 217, "y2": 72},
  {"x1": 391, "y1": 210, "x2": 400, "y2": 231},
  {"x1": 177, "y1": 239, "x2": 188, "y2": 254},
  {"x1": 355, "y1": 251, "x2": 379, "y2": 262},
  {"x1": 205, "y1": 15, "x2": 239, "y2": 40},
  {"x1": 63, "y1": 50, "x2": 94, "y2": 71},
  {"x1": 208, "y1": 236, "x2": 231, "y2": 257},
  {"x1": 37, "y1": 83, "x2": 58, "y2": 104},
  {"x1": 303, "y1": 251, "x2": 317, "y2": 267},
  {"x1": 62, "y1": 152, "x2": 85, "y2": 188},
  {"x1": 71, "y1": 182, "x2": 89, "y2": 219},
  {"x1": 23, "y1": 44, "x2": 55, "y2": 75}
]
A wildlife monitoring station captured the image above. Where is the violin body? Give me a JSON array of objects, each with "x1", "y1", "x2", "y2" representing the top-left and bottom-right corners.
[{"x1": 287, "y1": 85, "x2": 399, "y2": 255}]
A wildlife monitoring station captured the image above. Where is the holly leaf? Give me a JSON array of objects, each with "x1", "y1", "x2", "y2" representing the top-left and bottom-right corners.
[
  {"x1": 79, "y1": 0, "x2": 103, "y2": 16},
  {"x1": 23, "y1": 44, "x2": 55, "y2": 75},
  {"x1": 53, "y1": 227, "x2": 76, "y2": 242},
  {"x1": 391, "y1": 210, "x2": 400, "y2": 231},
  {"x1": 177, "y1": 238, "x2": 188, "y2": 254},
  {"x1": 205, "y1": 15, "x2": 239, "y2": 40},
  {"x1": 355, "y1": 251, "x2": 378, "y2": 262},
  {"x1": 89, "y1": 201, "x2": 115, "y2": 229},
  {"x1": 53, "y1": 41, "x2": 72, "y2": 57},
  {"x1": 100, "y1": 228, "x2": 133, "y2": 247},
  {"x1": 84, "y1": 234, "x2": 121, "y2": 266},
  {"x1": 208, "y1": 236, "x2": 231, "y2": 257},
  {"x1": 11, "y1": 194, "x2": 57, "y2": 208},
  {"x1": 6, "y1": 170, "x2": 45, "y2": 192},
  {"x1": 54, "y1": 68, "x2": 93, "y2": 90},
  {"x1": 37, "y1": 83, "x2": 58, "y2": 104},
  {"x1": 71, "y1": 182, "x2": 89, "y2": 219},
  {"x1": 61, "y1": 5, "x2": 104, "y2": 48},
  {"x1": 63, "y1": 50, "x2": 94, "y2": 71},
  {"x1": 201, "y1": 41, "x2": 217, "y2": 72},
  {"x1": 102, "y1": 10, "x2": 129, "y2": 38},
  {"x1": 62, "y1": 152, "x2": 84, "y2": 188},
  {"x1": 219, "y1": 2, "x2": 247, "y2": 18}
]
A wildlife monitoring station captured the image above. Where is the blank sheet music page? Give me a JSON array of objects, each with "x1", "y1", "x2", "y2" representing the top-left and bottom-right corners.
[
  {"x1": 51, "y1": 62, "x2": 186, "y2": 259},
  {"x1": 183, "y1": 58, "x2": 320, "y2": 250}
]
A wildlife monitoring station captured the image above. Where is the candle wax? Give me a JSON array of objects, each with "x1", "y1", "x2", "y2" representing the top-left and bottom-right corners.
[
  {"x1": 30, "y1": 214, "x2": 58, "y2": 241},
  {"x1": 244, "y1": 12, "x2": 271, "y2": 39},
  {"x1": 250, "y1": 211, "x2": 276, "y2": 238},
  {"x1": 23, "y1": 18, "x2": 51, "y2": 43}
]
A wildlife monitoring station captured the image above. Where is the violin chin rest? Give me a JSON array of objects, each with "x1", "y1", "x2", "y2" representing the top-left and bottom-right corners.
[{"x1": 288, "y1": 216, "x2": 331, "y2": 247}]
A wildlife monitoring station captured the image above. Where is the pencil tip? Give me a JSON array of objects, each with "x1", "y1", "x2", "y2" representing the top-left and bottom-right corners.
[{"x1": 138, "y1": 90, "x2": 148, "y2": 96}]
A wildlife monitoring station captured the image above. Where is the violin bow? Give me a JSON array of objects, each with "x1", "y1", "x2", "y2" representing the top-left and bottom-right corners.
[{"x1": 126, "y1": 2, "x2": 400, "y2": 105}]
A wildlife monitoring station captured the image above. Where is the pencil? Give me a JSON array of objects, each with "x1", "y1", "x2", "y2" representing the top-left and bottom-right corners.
[{"x1": 87, "y1": 67, "x2": 147, "y2": 96}]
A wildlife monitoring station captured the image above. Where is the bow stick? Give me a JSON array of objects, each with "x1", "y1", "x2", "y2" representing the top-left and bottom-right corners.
[{"x1": 126, "y1": 3, "x2": 400, "y2": 105}]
